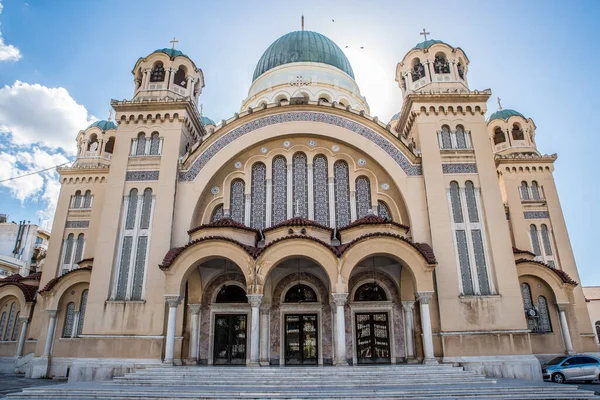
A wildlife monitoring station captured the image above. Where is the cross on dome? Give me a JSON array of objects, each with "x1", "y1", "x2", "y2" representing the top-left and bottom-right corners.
[
  {"x1": 170, "y1": 37, "x2": 178, "y2": 50},
  {"x1": 420, "y1": 28, "x2": 430, "y2": 41}
]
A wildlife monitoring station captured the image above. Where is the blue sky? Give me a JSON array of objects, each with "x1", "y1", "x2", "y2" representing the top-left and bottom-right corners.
[{"x1": 0, "y1": 0, "x2": 598, "y2": 284}]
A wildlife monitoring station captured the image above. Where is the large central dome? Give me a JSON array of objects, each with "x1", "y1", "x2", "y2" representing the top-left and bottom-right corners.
[{"x1": 252, "y1": 31, "x2": 355, "y2": 81}]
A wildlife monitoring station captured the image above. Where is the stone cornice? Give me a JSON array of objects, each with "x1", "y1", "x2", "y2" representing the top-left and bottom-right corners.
[{"x1": 495, "y1": 153, "x2": 557, "y2": 165}]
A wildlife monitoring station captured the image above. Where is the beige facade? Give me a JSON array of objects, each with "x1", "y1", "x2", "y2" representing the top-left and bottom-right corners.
[{"x1": 0, "y1": 32, "x2": 596, "y2": 383}]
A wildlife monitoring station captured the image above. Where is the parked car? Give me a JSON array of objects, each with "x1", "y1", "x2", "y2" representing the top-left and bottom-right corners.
[{"x1": 542, "y1": 355, "x2": 600, "y2": 383}]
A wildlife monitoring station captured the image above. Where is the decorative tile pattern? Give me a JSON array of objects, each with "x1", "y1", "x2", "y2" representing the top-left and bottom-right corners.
[
  {"x1": 250, "y1": 163, "x2": 267, "y2": 229},
  {"x1": 178, "y1": 112, "x2": 421, "y2": 182},
  {"x1": 292, "y1": 152, "x2": 308, "y2": 218},
  {"x1": 524, "y1": 211, "x2": 549, "y2": 219},
  {"x1": 313, "y1": 155, "x2": 329, "y2": 226},
  {"x1": 442, "y1": 163, "x2": 477, "y2": 174},
  {"x1": 272, "y1": 156, "x2": 287, "y2": 225},
  {"x1": 355, "y1": 176, "x2": 371, "y2": 219},
  {"x1": 211, "y1": 186, "x2": 220, "y2": 195},
  {"x1": 230, "y1": 180, "x2": 245, "y2": 224},
  {"x1": 65, "y1": 220, "x2": 90, "y2": 229},
  {"x1": 378, "y1": 201, "x2": 391, "y2": 220},
  {"x1": 334, "y1": 160, "x2": 351, "y2": 228},
  {"x1": 125, "y1": 170, "x2": 159, "y2": 181}
]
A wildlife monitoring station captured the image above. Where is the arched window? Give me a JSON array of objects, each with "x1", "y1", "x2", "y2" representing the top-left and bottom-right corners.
[
  {"x1": 465, "y1": 181, "x2": 490, "y2": 295},
  {"x1": 434, "y1": 53, "x2": 450, "y2": 74},
  {"x1": 74, "y1": 233, "x2": 85, "y2": 265},
  {"x1": 457, "y1": 61, "x2": 465, "y2": 79},
  {"x1": 537, "y1": 296, "x2": 552, "y2": 333},
  {"x1": 62, "y1": 302, "x2": 75, "y2": 338},
  {"x1": 116, "y1": 189, "x2": 138, "y2": 300},
  {"x1": 541, "y1": 224, "x2": 553, "y2": 257},
  {"x1": 136, "y1": 133, "x2": 146, "y2": 156},
  {"x1": 530, "y1": 224, "x2": 541, "y2": 256},
  {"x1": 173, "y1": 67, "x2": 187, "y2": 88},
  {"x1": 465, "y1": 181, "x2": 479, "y2": 223},
  {"x1": 354, "y1": 282, "x2": 387, "y2": 302},
  {"x1": 292, "y1": 152, "x2": 308, "y2": 218},
  {"x1": 512, "y1": 124, "x2": 525, "y2": 141},
  {"x1": 412, "y1": 58, "x2": 425, "y2": 81},
  {"x1": 531, "y1": 181, "x2": 541, "y2": 200},
  {"x1": 455, "y1": 125, "x2": 467, "y2": 149},
  {"x1": 0, "y1": 312, "x2": 6, "y2": 340},
  {"x1": 285, "y1": 284, "x2": 318, "y2": 303},
  {"x1": 250, "y1": 163, "x2": 267, "y2": 229},
  {"x1": 334, "y1": 161, "x2": 351, "y2": 227},
  {"x1": 73, "y1": 190, "x2": 82, "y2": 209},
  {"x1": 3, "y1": 302, "x2": 16, "y2": 341},
  {"x1": 449, "y1": 182, "x2": 464, "y2": 224},
  {"x1": 230, "y1": 179, "x2": 245, "y2": 224},
  {"x1": 83, "y1": 190, "x2": 92, "y2": 208},
  {"x1": 63, "y1": 234, "x2": 75, "y2": 265},
  {"x1": 131, "y1": 189, "x2": 152, "y2": 300},
  {"x1": 150, "y1": 62, "x2": 165, "y2": 82},
  {"x1": 378, "y1": 201, "x2": 391, "y2": 220},
  {"x1": 493, "y1": 127, "x2": 506, "y2": 145},
  {"x1": 125, "y1": 189, "x2": 138, "y2": 230},
  {"x1": 272, "y1": 156, "x2": 288, "y2": 225},
  {"x1": 87, "y1": 134, "x2": 98, "y2": 151},
  {"x1": 313, "y1": 155, "x2": 330, "y2": 226},
  {"x1": 318, "y1": 97, "x2": 329, "y2": 103},
  {"x1": 10, "y1": 311, "x2": 20, "y2": 341},
  {"x1": 105, "y1": 136, "x2": 115, "y2": 154},
  {"x1": 450, "y1": 182, "x2": 473, "y2": 295},
  {"x1": 521, "y1": 283, "x2": 537, "y2": 331},
  {"x1": 355, "y1": 176, "x2": 372, "y2": 219},
  {"x1": 140, "y1": 188, "x2": 153, "y2": 230},
  {"x1": 440, "y1": 125, "x2": 452, "y2": 149},
  {"x1": 211, "y1": 204, "x2": 224, "y2": 222},
  {"x1": 149, "y1": 133, "x2": 160, "y2": 155},
  {"x1": 216, "y1": 285, "x2": 247, "y2": 303},
  {"x1": 520, "y1": 181, "x2": 530, "y2": 200},
  {"x1": 77, "y1": 289, "x2": 88, "y2": 336}
]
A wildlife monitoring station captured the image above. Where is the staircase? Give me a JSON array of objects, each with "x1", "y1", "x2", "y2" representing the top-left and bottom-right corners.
[{"x1": 7, "y1": 364, "x2": 597, "y2": 399}]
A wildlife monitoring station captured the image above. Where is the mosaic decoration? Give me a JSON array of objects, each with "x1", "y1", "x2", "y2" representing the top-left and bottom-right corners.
[
  {"x1": 211, "y1": 186, "x2": 220, "y2": 195},
  {"x1": 234, "y1": 162, "x2": 242, "y2": 169},
  {"x1": 331, "y1": 145, "x2": 340, "y2": 152},
  {"x1": 292, "y1": 152, "x2": 308, "y2": 218},
  {"x1": 442, "y1": 163, "x2": 477, "y2": 174},
  {"x1": 77, "y1": 290, "x2": 88, "y2": 336},
  {"x1": 313, "y1": 155, "x2": 330, "y2": 226},
  {"x1": 65, "y1": 220, "x2": 90, "y2": 229},
  {"x1": 355, "y1": 176, "x2": 372, "y2": 219},
  {"x1": 140, "y1": 189, "x2": 153, "y2": 230},
  {"x1": 271, "y1": 156, "x2": 287, "y2": 225},
  {"x1": 378, "y1": 201, "x2": 391, "y2": 220},
  {"x1": 529, "y1": 224, "x2": 541, "y2": 256},
  {"x1": 250, "y1": 163, "x2": 267, "y2": 229},
  {"x1": 178, "y1": 112, "x2": 422, "y2": 182},
  {"x1": 125, "y1": 171, "x2": 159, "y2": 181},
  {"x1": 381, "y1": 183, "x2": 389, "y2": 190},
  {"x1": 211, "y1": 204, "x2": 224, "y2": 221},
  {"x1": 125, "y1": 189, "x2": 138, "y2": 230},
  {"x1": 62, "y1": 302, "x2": 75, "y2": 338},
  {"x1": 465, "y1": 181, "x2": 479, "y2": 223},
  {"x1": 261, "y1": 147, "x2": 268, "y2": 153},
  {"x1": 334, "y1": 160, "x2": 351, "y2": 227},
  {"x1": 230, "y1": 180, "x2": 245, "y2": 224},
  {"x1": 131, "y1": 236, "x2": 148, "y2": 300},
  {"x1": 308, "y1": 140, "x2": 316, "y2": 147},
  {"x1": 358, "y1": 158, "x2": 366, "y2": 166},
  {"x1": 524, "y1": 211, "x2": 549, "y2": 219},
  {"x1": 283, "y1": 141, "x2": 291, "y2": 148}
]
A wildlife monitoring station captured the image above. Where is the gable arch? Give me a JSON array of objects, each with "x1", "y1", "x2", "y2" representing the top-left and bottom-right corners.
[
  {"x1": 39, "y1": 268, "x2": 92, "y2": 310},
  {"x1": 516, "y1": 261, "x2": 573, "y2": 304}
]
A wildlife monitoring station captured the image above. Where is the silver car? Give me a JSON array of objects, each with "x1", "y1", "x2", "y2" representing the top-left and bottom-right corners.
[{"x1": 542, "y1": 355, "x2": 600, "y2": 383}]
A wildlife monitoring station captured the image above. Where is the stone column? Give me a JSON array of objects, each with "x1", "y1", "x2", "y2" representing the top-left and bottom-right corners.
[
  {"x1": 247, "y1": 294, "x2": 263, "y2": 366},
  {"x1": 287, "y1": 163, "x2": 293, "y2": 219},
  {"x1": 244, "y1": 193, "x2": 251, "y2": 226},
  {"x1": 164, "y1": 295, "x2": 182, "y2": 364},
  {"x1": 15, "y1": 316, "x2": 29, "y2": 358},
  {"x1": 349, "y1": 191, "x2": 357, "y2": 222},
  {"x1": 307, "y1": 163, "x2": 314, "y2": 220},
  {"x1": 557, "y1": 303, "x2": 575, "y2": 355},
  {"x1": 43, "y1": 310, "x2": 58, "y2": 357},
  {"x1": 332, "y1": 293, "x2": 349, "y2": 366},
  {"x1": 328, "y1": 177, "x2": 336, "y2": 227},
  {"x1": 265, "y1": 179, "x2": 272, "y2": 228},
  {"x1": 187, "y1": 76, "x2": 195, "y2": 97},
  {"x1": 401, "y1": 301, "x2": 416, "y2": 362},
  {"x1": 416, "y1": 292, "x2": 437, "y2": 364},
  {"x1": 188, "y1": 304, "x2": 202, "y2": 363},
  {"x1": 259, "y1": 304, "x2": 270, "y2": 366}
]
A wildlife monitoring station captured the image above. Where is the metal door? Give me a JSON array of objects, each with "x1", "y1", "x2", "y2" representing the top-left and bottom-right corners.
[
  {"x1": 355, "y1": 312, "x2": 391, "y2": 364},
  {"x1": 213, "y1": 314, "x2": 247, "y2": 365},
  {"x1": 285, "y1": 314, "x2": 318, "y2": 365}
]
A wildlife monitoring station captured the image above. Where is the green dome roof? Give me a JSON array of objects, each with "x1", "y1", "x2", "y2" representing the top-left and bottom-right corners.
[
  {"x1": 413, "y1": 39, "x2": 449, "y2": 50},
  {"x1": 253, "y1": 31, "x2": 355, "y2": 81},
  {"x1": 488, "y1": 109, "x2": 525, "y2": 123},
  {"x1": 153, "y1": 48, "x2": 188, "y2": 59},
  {"x1": 390, "y1": 111, "x2": 401, "y2": 121},
  {"x1": 201, "y1": 116, "x2": 216, "y2": 126},
  {"x1": 87, "y1": 120, "x2": 117, "y2": 131}
]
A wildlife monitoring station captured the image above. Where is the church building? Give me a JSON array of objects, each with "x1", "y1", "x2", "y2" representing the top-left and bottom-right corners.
[{"x1": 0, "y1": 28, "x2": 596, "y2": 382}]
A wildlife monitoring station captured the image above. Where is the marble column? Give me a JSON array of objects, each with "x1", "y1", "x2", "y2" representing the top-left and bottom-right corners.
[
  {"x1": 557, "y1": 303, "x2": 575, "y2": 355},
  {"x1": 164, "y1": 295, "x2": 182, "y2": 365},
  {"x1": 401, "y1": 301, "x2": 416, "y2": 362},
  {"x1": 259, "y1": 304, "x2": 270, "y2": 366},
  {"x1": 188, "y1": 304, "x2": 202, "y2": 362},
  {"x1": 42, "y1": 310, "x2": 58, "y2": 357},
  {"x1": 15, "y1": 316, "x2": 29, "y2": 358},
  {"x1": 416, "y1": 292, "x2": 437, "y2": 364},
  {"x1": 247, "y1": 294, "x2": 263, "y2": 366},
  {"x1": 332, "y1": 293, "x2": 349, "y2": 366},
  {"x1": 265, "y1": 179, "x2": 272, "y2": 228}
]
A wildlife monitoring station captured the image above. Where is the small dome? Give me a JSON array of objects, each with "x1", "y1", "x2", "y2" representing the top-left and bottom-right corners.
[
  {"x1": 390, "y1": 111, "x2": 401, "y2": 122},
  {"x1": 201, "y1": 116, "x2": 216, "y2": 126},
  {"x1": 87, "y1": 120, "x2": 117, "y2": 131},
  {"x1": 253, "y1": 31, "x2": 355, "y2": 81},
  {"x1": 152, "y1": 48, "x2": 188, "y2": 59},
  {"x1": 412, "y1": 39, "x2": 450, "y2": 50},
  {"x1": 488, "y1": 109, "x2": 525, "y2": 124}
]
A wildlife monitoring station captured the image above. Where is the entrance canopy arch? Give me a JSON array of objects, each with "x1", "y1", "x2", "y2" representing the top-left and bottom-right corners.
[
  {"x1": 38, "y1": 267, "x2": 91, "y2": 311},
  {"x1": 516, "y1": 260, "x2": 576, "y2": 304}
]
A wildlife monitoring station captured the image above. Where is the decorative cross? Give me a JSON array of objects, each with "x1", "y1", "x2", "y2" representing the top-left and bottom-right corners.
[
  {"x1": 420, "y1": 28, "x2": 430, "y2": 41},
  {"x1": 170, "y1": 37, "x2": 178, "y2": 50},
  {"x1": 497, "y1": 97, "x2": 502, "y2": 110}
]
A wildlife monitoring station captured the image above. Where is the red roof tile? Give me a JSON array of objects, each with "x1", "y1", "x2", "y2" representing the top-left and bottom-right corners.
[
  {"x1": 338, "y1": 215, "x2": 409, "y2": 232},
  {"x1": 337, "y1": 232, "x2": 437, "y2": 264},
  {"x1": 0, "y1": 282, "x2": 38, "y2": 302},
  {"x1": 39, "y1": 266, "x2": 93, "y2": 294},
  {"x1": 188, "y1": 218, "x2": 259, "y2": 235},
  {"x1": 513, "y1": 247, "x2": 536, "y2": 257},
  {"x1": 263, "y1": 217, "x2": 333, "y2": 233},
  {"x1": 515, "y1": 259, "x2": 578, "y2": 286},
  {"x1": 0, "y1": 274, "x2": 23, "y2": 283}
]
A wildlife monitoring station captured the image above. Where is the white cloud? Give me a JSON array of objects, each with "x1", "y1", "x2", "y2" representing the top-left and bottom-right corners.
[
  {"x1": 0, "y1": 81, "x2": 92, "y2": 155},
  {"x1": 0, "y1": 0, "x2": 22, "y2": 62}
]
